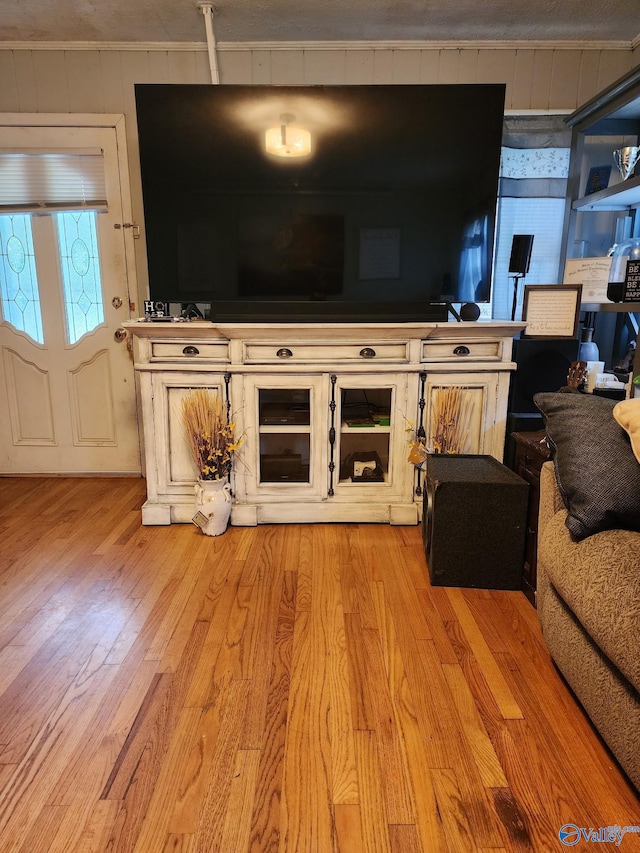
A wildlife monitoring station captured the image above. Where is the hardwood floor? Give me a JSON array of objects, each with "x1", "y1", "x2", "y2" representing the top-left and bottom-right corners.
[{"x1": 0, "y1": 476, "x2": 638, "y2": 853}]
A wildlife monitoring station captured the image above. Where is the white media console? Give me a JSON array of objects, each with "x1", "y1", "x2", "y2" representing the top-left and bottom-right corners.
[{"x1": 125, "y1": 320, "x2": 525, "y2": 526}]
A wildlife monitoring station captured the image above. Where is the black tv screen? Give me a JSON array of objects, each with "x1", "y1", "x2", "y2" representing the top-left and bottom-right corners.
[{"x1": 135, "y1": 83, "x2": 505, "y2": 322}]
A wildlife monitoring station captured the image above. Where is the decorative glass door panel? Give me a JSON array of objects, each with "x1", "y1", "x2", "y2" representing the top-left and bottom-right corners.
[
  {"x1": 56, "y1": 211, "x2": 105, "y2": 345},
  {"x1": 0, "y1": 214, "x2": 44, "y2": 344}
]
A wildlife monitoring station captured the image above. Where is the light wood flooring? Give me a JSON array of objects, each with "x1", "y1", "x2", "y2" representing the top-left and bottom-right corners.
[{"x1": 0, "y1": 476, "x2": 638, "y2": 852}]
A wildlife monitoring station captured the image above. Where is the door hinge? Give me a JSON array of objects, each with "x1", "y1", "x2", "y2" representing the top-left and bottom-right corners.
[{"x1": 114, "y1": 223, "x2": 141, "y2": 239}]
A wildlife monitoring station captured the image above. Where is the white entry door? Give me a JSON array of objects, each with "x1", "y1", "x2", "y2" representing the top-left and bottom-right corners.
[{"x1": 0, "y1": 119, "x2": 140, "y2": 474}]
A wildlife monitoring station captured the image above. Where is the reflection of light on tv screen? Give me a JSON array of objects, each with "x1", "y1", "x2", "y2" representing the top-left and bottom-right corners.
[{"x1": 458, "y1": 214, "x2": 491, "y2": 303}]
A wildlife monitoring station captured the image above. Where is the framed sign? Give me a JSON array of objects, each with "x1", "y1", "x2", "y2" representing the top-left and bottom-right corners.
[
  {"x1": 563, "y1": 257, "x2": 612, "y2": 303},
  {"x1": 522, "y1": 285, "x2": 582, "y2": 338},
  {"x1": 623, "y1": 259, "x2": 640, "y2": 302}
]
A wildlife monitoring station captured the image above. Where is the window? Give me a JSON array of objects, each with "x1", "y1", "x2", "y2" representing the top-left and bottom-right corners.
[
  {"x1": 56, "y1": 211, "x2": 105, "y2": 345},
  {"x1": 0, "y1": 214, "x2": 43, "y2": 344},
  {"x1": 494, "y1": 195, "x2": 568, "y2": 320},
  {"x1": 492, "y1": 116, "x2": 571, "y2": 320},
  {"x1": 0, "y1": 148, "x2": 107, "y2": 344}
]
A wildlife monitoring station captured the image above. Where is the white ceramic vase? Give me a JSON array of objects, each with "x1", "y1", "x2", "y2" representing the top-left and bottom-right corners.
[{"x1": 194, "y1": 478, "x2": 232, "y2": 536}]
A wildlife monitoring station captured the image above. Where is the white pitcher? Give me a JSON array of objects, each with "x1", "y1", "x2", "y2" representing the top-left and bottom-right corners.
[{"x1": 193, "y1": 478, "x2": 232, "y2": 536}]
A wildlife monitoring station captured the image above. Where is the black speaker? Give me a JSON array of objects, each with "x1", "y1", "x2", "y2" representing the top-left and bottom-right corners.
[
  {"x1": 509, "y1": 235, "x2": 534, "y2": 275},
  {"x1": 422, "y1": 455, "x2": 528, "y2": 590},
  {"x1": 508, "y1": 337, "x2": 579, "y2": 414}
]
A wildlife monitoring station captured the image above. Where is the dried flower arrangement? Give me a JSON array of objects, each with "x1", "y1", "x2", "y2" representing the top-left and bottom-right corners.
[
  {"x1": 181, "y1": 389, "x2": 244, "y2": 481},
  {"x1": 406, "y1": 385, "x2": 471, "y2": 465},
  {"x1": 430, "y1": 385, "x2": 470, "y2": 454}
]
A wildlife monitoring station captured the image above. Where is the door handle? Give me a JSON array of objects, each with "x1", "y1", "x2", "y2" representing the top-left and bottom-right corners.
[
  {"x1": 114, "y1": 328, "x2": 127, "y2": 343},
  {"x1": 112, "y1": 296, "x2": 123, "y2": 309}
]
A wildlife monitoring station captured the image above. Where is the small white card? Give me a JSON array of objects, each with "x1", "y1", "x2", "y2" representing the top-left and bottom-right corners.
[{"x1": 563, "y1": 257, "x2": 612, "y2": 303}]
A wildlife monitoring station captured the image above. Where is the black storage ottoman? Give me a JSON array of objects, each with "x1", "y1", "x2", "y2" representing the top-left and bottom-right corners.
[{"x1": 422, "y1": 454, "x2": 529, "y2": 589}]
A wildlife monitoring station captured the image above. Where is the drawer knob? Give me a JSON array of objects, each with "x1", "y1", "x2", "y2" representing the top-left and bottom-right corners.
[
  {"x1": 453, "y1": 345, "x2": 470, "y2": 356},
  {"x1": 276, "y1": 347, "x2": 293, "y2": 358},
  {"x1": 182, "y1": 345, "x2": 199, "y2": 356},
  {"x1": 359, "y1": 347, "x2": 376, "y2": 358}
]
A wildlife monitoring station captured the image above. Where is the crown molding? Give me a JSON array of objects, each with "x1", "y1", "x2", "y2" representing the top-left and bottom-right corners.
[
  {"x1": 0, "y1": 41, "x2": 207, "y2": 52},
  {"x1": 220, "y1": 38, "x2": 636, "y2": 52},
  {"x1": 0, "y1": 38, "x2": 635, "y2": 53}
]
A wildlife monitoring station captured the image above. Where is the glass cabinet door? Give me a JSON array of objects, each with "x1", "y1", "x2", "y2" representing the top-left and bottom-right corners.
[
  {"x1": 338, "y1": 386, "x2": 392, "y2": 484},
  {"x1": 258, "y1": 388, "x2": 311, "y2": 483},
  {"x1": 244, "y1": 373, "x2": 407, "y2": 503},
  {"x1": 242, "y1": 375, "x2": 327, "y2": 500}
]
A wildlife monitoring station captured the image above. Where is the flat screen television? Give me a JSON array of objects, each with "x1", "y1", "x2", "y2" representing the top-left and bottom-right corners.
[{"x1": 135, "y1": 83, "x2": 506, "y2": 322}]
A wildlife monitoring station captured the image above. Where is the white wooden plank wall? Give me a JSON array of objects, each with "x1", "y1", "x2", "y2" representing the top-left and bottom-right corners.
[
  {"x1": 0, "y1": 46, "x2": 632, "y2": 114},
  {"x1": 0, "y1": 45, "x2": 634, "y2": 302}
]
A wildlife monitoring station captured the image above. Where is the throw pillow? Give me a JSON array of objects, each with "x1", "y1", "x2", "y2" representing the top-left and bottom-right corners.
[
  {"x1": 534, "y1": 391, "x2": 640, "y2": 540},
  {"x1": 613, "y1": 398, "x2": 640, "y2": 464}
]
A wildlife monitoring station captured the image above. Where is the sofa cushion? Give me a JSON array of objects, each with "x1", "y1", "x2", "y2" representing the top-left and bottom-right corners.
[
  {"x1": 536, "y1": 555, "x2": 640, "y2": 792},
  {"x1": 538, "y1": 510, "x2": 640, "y2": 694},
  {"x1": 614, "y1": 398, "x2": 640, "y2": 463},
  {"x1": 534, "y1": 391, "x2": 640, "y2": 540}
]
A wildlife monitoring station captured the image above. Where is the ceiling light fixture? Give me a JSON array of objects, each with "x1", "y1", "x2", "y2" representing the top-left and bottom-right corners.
[{"x1": 265, "y1": 113, "x2": 311, "y2": 158}]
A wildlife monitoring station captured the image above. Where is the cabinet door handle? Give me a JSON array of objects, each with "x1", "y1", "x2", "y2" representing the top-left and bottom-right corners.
[
  {"x1": 276, "y1": 347, "x2": 293, "y2": 358},
  {"x1": 359, "y1": 347, "x2": 376, "y2": 358},
  {"x1": 453, "y1": 345, "x2": 470, "y2": 356},
  {"x1": 182, "y1": 345, "x2": 200, "y2": 356}
]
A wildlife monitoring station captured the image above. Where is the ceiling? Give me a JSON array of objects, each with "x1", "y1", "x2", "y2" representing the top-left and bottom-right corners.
[{"x1": 0, "y1": 0, "x2": 639, "y2": 47}]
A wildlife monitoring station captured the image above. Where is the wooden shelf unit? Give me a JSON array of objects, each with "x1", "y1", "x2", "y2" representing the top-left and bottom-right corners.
[{"x1": 562, "y1": 65, "x2": 640, "y2": 386}]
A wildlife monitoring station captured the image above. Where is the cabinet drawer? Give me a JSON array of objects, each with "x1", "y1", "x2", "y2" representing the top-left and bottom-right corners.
[
  {"x1": 243, "y1": 341, "x2": 410, "y2": 364},
  {"x1": 150, "y1": 340, "x2": 230, "y2": 362},
  {"x1": 421, "y1": 340, "x2": 503, "y2": 362}
]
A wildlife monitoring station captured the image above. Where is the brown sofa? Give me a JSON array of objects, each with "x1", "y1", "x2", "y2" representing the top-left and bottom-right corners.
[{"x1": 537, "y1": 460, "x2": 640, "y2": 790}]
